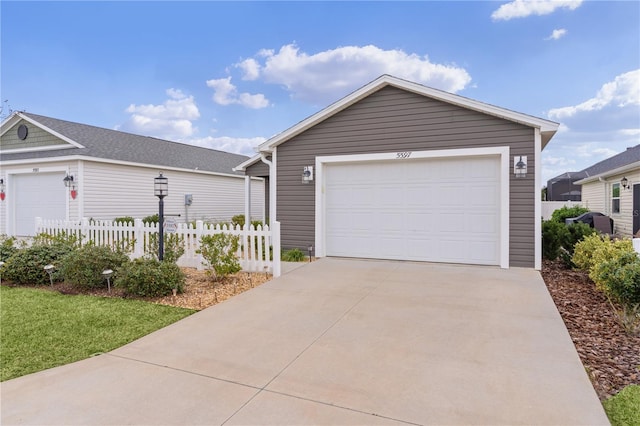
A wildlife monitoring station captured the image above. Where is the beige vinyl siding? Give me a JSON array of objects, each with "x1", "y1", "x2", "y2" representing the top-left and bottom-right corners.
[
  {"x1": 81, "y1": 161, "x2": 264, "y2": 224},
  {"x1": 1, "y1": 119, "x2": 71, "y2": 150},
  {"x1": 275, "y1": 85, "x2": 536, "y2": 267},
  {"x1": 581, "y1": 182, "x2": 606, "y2": 212}
]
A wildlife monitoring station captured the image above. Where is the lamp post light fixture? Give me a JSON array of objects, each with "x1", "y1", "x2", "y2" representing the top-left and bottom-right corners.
[
  {"x1": 44, "y1": 264, "x2": 55, "y2": 287},
  {"x1": 102, "y1": 269, "x2": 114, "y2": 293},
  {"x1": 154, "y1": 173, "x2": 168, "y2": 261}
]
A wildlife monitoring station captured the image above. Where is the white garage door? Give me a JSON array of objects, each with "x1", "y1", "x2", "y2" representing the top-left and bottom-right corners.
[
  {"x1": 14, "y1": 172, "x2": 67, "y2": 236},
  {"x1": 324, "y1": 155, "x2": 501, "y2": 265}
]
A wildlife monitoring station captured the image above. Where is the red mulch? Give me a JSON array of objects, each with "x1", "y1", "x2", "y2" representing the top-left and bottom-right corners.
[{"x1": 541, "y1": 259, "x2": 640, "y2": 400}]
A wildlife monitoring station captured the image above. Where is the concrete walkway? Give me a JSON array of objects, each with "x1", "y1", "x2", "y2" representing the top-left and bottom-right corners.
[{"x1": 1, "y1": 258, "x2": 608, "y2": 425}]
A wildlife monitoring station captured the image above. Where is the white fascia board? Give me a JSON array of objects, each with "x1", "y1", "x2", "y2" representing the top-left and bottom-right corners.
[
  {"x1": 7, "y1": 112, "x2": 85, "y2": 149},
  {"x1": 258, "y1": 74, "x2": 559, "y2": 153},
  {"x1": 574, "y1": 161, "x2": 640, "y2": 185},
  {"x1": 0, "y1": 155, "x2": 253, "y2": 180},
  {"x1": 233, "y1": 154, "x2": 262, "y2": 172},
  {"x1": 1, "y1": 144, "x2": 77, "y2": 154}
]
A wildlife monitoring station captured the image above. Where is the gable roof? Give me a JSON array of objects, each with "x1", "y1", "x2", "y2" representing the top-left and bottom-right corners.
[
  {"x1": 1, "y1": 112, "x2": 248, "y2": 176},
  {"x1": 235, "y1": 74, "x2": 559, "y2": 171},
  {"x1": 574, "y1": 145, "x2": 640, "y2": 184}
]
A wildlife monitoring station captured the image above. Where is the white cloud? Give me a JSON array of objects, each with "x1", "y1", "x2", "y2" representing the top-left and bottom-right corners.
[
  {"x1": 619, "y1": 128, "x2": 640, "y2": 136},
  {"x1": 492, "y1": 0, "x2": 582, "y2": 21},
  {"x1": 236, "y1": 43, "x2": 471, "y2": 105},
  {"x1": 186, "y1": 135, "x2": 266, "y2": 156},
  {"x1": 206, "y1": 76, "x2": 269, "y2": 109},
  {"x1": 548, "y1": 70, "x2": 640, "y2": 120},
  {"x1": 546, "y1": 28, "x2": 567, "y2": 40},
  {"x1": 120, "y1": 88, "x2": 200, "y2": 139}
]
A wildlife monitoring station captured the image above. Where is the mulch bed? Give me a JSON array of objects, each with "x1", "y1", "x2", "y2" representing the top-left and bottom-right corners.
[{"x1": 541, "y1": 259, "x2": 640, "y2": 400}]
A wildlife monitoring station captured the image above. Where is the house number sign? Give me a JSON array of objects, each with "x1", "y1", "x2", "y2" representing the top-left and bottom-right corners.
[{"x1": 396, "y1": 151, "x2": 412, "y2": 159}]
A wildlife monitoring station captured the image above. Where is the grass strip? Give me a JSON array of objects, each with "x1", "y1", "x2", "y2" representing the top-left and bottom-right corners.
[
  {"x1": 603, "y1": 385, "x2": 640, "y2": 426},
  {"x1": 1, "y1": 286, "x2": 195, "y2": 381}
]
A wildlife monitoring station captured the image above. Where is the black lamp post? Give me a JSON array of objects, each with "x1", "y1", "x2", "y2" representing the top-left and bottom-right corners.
[{"x1": 154, "y1": 173, "x2": 168, "y2": 261}]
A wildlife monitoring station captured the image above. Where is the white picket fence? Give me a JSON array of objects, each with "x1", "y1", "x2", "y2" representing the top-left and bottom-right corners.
[{"x1": 35, "y1": 217, "x2": 281, "y2": 277}]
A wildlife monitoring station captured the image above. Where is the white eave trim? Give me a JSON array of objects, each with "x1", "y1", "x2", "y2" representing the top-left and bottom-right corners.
[
  {"x1": 0, "y1": 154, "x2": 255, "y2": 180},
  {"x1": 574, "y1": 161, "x2": 640, "y2": 185},
  {"x1": 257, "y1": 74, "x2": 559, "y2": 153},
  {"x1": 1, "y1": 112, "x2": 85, "y2": 149}
]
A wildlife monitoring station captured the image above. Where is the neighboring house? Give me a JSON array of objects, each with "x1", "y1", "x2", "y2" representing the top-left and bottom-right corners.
[
  {"x1": 574, "y1": 144, "x2": 640, "y2": 237},
  {"x1": 546, "y1": 171, "x2": 587, "y2": 201},
  {"x1": 0, "y1": 112, "x2": 265, "y2": 236},
  {"x1": 235, "y1": 75, "x2": 559, "y2": 269}
]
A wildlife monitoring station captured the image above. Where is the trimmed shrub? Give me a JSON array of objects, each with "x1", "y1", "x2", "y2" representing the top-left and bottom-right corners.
[
  {"x1": 0, "y1": 235, "x2": 18, "y2": 262},
  {"x1": 560, "y1": 222, "x2": 597, "y2": 266},
  {"x1": 114, "y1": 216, "x2": 135, "y2": 225},
  {"x1": 3, "y1": 243, "x2": 74, "y2": 285},
  {"x1": 542, "y1": 220, "x2": 568, "y2": 260},
  {"x1": 60, "y1": 245, "x2": 129, "y2": 289},
  {"x1": 199, "y1": 233, "x2": 241, "y2": 280},
  {"x1": 142, "y1": 214, "x2": 159, "y2": 224},
  {"x1": 116, "y1": 258, "x2": 185, "y2": 297},
  {"x1": 231, "y1": 214, "x2": 245, "y2": 228},
  {"x1": 572, "y1": 233, "x2": 608, "y2": 271},
  {"x1": 282, "y1": 248, "x2": 305, "y2": 262},
  {"x1": 592, "y1": 251, "x2": 640, "y2": 304},
  {"x1": 550, "y1": 205, "x2": 590, "y2": 224}
]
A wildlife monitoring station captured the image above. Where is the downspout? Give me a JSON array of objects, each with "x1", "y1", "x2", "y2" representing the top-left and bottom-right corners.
[{"x1": 260, "y1": 151, "x2": 276, "y2": 226}]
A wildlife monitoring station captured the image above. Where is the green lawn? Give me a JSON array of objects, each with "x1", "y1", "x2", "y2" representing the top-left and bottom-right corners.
[
  {"x1": 0, "y1": 286, "x2": 195, "y2": 381},
  {"x1": 604, "y1": 385, "x2": 640, "y2": 426}
]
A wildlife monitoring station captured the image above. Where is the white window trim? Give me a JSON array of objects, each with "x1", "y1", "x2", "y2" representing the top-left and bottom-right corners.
[{"x1": 314, "y1": 146, "x2": 510, "y2": 269}]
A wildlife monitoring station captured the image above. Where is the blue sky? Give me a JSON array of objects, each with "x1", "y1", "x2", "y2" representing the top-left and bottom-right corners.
[{"x1": 1, "y1": 1, "x2": 638, "y2": 183}]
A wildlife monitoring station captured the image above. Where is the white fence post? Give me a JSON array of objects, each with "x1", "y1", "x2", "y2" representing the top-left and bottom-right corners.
[{"x1": 133, "y1": 219, "x2": 144, "y2": 258}]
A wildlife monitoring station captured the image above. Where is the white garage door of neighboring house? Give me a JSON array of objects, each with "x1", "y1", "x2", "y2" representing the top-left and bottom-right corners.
[
  {"x1": 324, "y1": 155, "x2": 501, "y2": 265},
  {"x1": 14, "y1": 172, "x2": 67, "y2": 236}
]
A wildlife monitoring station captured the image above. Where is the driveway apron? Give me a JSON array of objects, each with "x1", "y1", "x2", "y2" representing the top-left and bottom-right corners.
[{"x1": 1, "y1": 258, "x2": 608, "y2": 425}]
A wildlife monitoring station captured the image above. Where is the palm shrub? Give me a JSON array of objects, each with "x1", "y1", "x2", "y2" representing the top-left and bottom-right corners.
[
  {"x1": 199, "y1": 233, "x2": 241, "y2": 280},
  {"x1": 116, "y1": 258, "x2": 185, "y2": 297},
  {"x1": 60, "y1": 245, "x2": 129, "y2": 289},
  {"x1": 282, "y1": 248, "x2": 305, "y2": 262}
]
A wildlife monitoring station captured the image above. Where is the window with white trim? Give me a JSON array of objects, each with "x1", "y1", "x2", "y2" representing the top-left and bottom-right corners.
[{"x1": 612, "y1": 183, "x2": 620, "y2": 214}]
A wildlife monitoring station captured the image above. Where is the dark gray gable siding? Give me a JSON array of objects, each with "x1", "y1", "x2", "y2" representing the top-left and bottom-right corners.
[
  {"x1": 245, "y1": 159, "x2": 270, "y2": 176},
  {"x1": 276, "y1": 86, "x2": 536, "y2": 267}
]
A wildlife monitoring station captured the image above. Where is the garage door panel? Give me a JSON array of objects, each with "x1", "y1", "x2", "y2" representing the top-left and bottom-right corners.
[
  {"x1": 324, "y1": 155, "x2": 501, "y2": 265},
  {"x1": 14, "y1": 172, "x2": 66, "y2": 236}
]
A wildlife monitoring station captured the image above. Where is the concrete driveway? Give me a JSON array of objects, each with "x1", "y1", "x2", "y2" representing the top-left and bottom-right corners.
[{"x1": 1, "y1": 258, "x2": 608, "y2": 425}]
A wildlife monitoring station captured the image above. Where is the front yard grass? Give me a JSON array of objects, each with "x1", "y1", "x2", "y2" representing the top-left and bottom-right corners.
[
  {"x1": 0, "y1": 285, "x2": 195, "y2": 381},
  {"x1": 603, "y1": 385, "x2": 640, "y2": 426}
]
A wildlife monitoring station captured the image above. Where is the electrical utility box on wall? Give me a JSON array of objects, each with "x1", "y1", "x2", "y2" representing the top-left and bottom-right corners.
[{"x1": 184, "y1": 194, "x2": 193, "y2": 206}]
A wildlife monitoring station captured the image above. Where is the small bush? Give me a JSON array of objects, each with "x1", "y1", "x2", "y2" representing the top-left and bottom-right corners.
[
  {"x1": 116, "y1": 258, "x2": 185, "y2": 297},
  {"x1": 282, "y1": 248, "x2": 306, "y2": 262},
  {"x1": 588, "y1": 239, "x2": 634, "y2": 290},
  {"x1": 560, "y1": 222, "x2": 597, "y2": 266},
  {"x1": 142, "y1": 214, "x2": 159, "y2": 224},
  {"x1": 572, "y1": 234, "x2": 608, "y2": 271},
  {"x1": 60, "y1": 245, "x2": 129, "y2": 289},
  {"x1": 0, "y1": 235, "x2": 18, "y2": 262},
  {"x1": 3, "y1": 243, "x2": 74, "y2": 285},
  {"x1": 550, "y1": 205, "x2": 590, "y2": 224},
  {"x1": 199, "y1": 233, "x2": 241, "y2": 280},
  {"x1": 593, "y1": 251, "x2": 640, "y2": 306},
  {"x1": 114, "y1": 216, "x2": 135, "y2": 225},
  {"x1": 231, "y1": 214, "x2": 245, "y2": 228},
  {"x1": 542, "y1": 220, "x2": 568, "y2": 260},
  {"x1": 148, "y1": 233, "x2": 185, "y2": 263}
]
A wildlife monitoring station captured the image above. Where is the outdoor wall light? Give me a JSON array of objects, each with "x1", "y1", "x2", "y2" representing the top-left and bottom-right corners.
[
  {"x1": 154, "y1": 173, "x2": 168, "y2": 261},
  {"x1": 621, "y1": 176, "x2": 630, "y2": 190},
  {"x1": 514, "y1": 156, "x2": 527, "y2": 179},
  {"x1": 302, "y1": 166, "x2": 314, "y2": 184},
  {"x1": 44, "y1": 264, "x2": 55, "y2": 287},
  {"x1": 102, "y1": 269, "x2": 114, "y2": 293},
  {"x1": 63, "y1": 174, "x2": 78, "y2": 199},
  {"x1": 0, "y1": 178, "x2": 5, "y2": 201}
]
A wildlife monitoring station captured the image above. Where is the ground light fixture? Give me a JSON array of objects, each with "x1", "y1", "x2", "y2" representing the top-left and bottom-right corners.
[
  {"x1": 44, "y1": 264, "x2": 55, "y2": 287},
  {"x1": 308, "y1": 245, "x2": 314, "y2": 262},
  {"x1": 102, "y1": 269, "x2": 113, "y2": 293},
  {"x1": 154, "y1": 173, "x2": 168, "y2": 261}
]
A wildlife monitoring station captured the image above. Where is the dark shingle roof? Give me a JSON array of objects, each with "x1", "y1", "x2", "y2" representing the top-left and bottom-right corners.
[
  {"x1": 1, "y1": 112, "x2": 249, "y2": 175},
  {"x1": 581, "y1": 144, "x2": 640, "y2": 177}
]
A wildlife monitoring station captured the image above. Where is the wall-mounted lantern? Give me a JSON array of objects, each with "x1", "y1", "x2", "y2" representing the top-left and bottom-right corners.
[
  {"x1": 63, "y1": 174, "x2": 78, "y2": 199},
  {"x1": 621, "y1": 176, "x2": 631, "y2": 190},
  {"x1": 514, "y1": 156, "x2": 527, "y2": 179},
  {"x1": 0, "y1": 178, "x2": 5, "y2": 201},
  {"x1": 302, "y1": 166, "x2": 314, "y2": 184}
]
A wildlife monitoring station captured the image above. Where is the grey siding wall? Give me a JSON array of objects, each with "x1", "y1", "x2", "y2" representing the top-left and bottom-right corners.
[
  {"x1": 245, "y1": 159, "x2": 270, "y2": 177},
  {"x1": 276, "y1": 86, "x2": 536, "y2": 267},
  {"x1": 1, "y1": 120, "x2": 69, "y2": 150}
]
